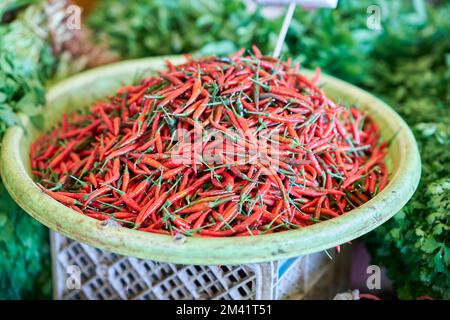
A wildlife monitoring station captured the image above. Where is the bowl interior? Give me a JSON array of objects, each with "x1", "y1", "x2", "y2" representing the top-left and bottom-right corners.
[{"x1": 0, "y1": 56, "x2": 421, "y2": 265}]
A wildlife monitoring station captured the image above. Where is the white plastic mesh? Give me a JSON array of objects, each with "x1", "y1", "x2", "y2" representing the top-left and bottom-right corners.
[
  {"x1": 51, "y1": 232, "x2": 349, "y2": 300},
  {"x1": 52, "y1": 233, "x2": 262, "y2": 300}
]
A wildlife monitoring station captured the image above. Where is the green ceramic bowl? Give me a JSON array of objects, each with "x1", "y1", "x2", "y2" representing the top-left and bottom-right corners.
[{"x1": 0, "y1": 56, "x2": 421, "y2": 265}]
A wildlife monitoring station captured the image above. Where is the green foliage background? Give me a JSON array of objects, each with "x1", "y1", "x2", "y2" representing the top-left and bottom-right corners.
[
  {"x1": 0, "y1": 0, "x2": 54, "y2": 299},
  {"x1": 0, "y1": 0, "x2": 448, "y2": 299}
]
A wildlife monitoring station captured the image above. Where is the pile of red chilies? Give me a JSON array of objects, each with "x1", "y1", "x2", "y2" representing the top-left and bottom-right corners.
[{"x1": 31, "y1": 47, "x2": 388, "y2": 237}]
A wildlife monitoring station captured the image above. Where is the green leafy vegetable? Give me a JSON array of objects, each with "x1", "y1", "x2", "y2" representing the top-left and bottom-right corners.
[
  {"x1": 87, "y1": 0, "x2": 281, "y2": 59},
  {"x1": 0, "y1": 182, "x2": 51, "y2": 299},
  {"x1": 0, "y1": 0, "x2": 54, "y2": 299},
  {"x1": 361, "y1": 3, "x2": 449, "y2": 300},
  {"x1": 0, "y1": 1, "x2": 55, "y2": 137}
]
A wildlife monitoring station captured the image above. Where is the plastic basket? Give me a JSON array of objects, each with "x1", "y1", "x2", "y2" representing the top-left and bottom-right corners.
[
  {"x1": 51, "y1": 232, "x2": 351, "y2": 300},
  {"x1": 1, "y1": 57, "x2": 420, "y2": 265}
]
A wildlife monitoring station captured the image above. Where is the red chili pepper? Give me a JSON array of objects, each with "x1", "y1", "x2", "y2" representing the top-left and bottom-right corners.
[
  {"x1": 171, "y1": 214, "x2": 190, "y2": 230},
  {"x1": 88, "y1": 173, "x2": 98, "y2": 188},
  {"x1": 185, "y1": 78, "x2": 202, "y2": 107},
  {"x1": 41, "y1": 187, "x2": 80, "y2": 206},
  {"x1": 162, "y1": 166, "x2": 186, "y2": 180},
  {"x1": 233, "y1": 205, "x2": 266, "y2": 233},
  {"x1": 136, "y1": 193, "x2": 169, "y2": 226},
  {"x1": 128, "y1": 176, "x2": 152, "y2": 199},
  {"x1": 121, "y1": 166, "x2": 130, "y2": 193},
  {"x1": 102, "y1": 158, "x2": 121, "y2": 185},
  {"x1": 49, "y1": 140, "x2": 78, "y2": 168},
  {"x1": 83, "y1": 186, "x2": 111, "y2": 205},
  {"x1": 199, "y1": 229, "x2": 235, "y2": 237},
  {"x1": 167, "y1": 173, "x2": 211, "y2": 205},
  {"x1": 141, "y1": 156, "x2": 167, "y2": 170},
  {"x1": 121, "y1": 194, "x2": 141, "y2": 212},
  {"x1": 155, "y1": 130, "x2": 163, "y2": 154},
  {"x1": 192, "y1": 97, "x2": 209, "y2": 120}
]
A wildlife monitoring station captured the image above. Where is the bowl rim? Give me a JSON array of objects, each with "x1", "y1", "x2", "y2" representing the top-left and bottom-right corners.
[{"x1": 0, "y1": 56, "x2": 421, "y2": 265}]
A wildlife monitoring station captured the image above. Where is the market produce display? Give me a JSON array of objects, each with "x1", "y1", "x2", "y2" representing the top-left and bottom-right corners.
[
  {"x1": 31, "y1": 48, "x2": 387, "y2": 236},
  {"x1": 86, "y1": 0, "x2": 450, "y2": 299},
  {"x1": 0, "y1": 0, "x2": 447, "y2": 299}
]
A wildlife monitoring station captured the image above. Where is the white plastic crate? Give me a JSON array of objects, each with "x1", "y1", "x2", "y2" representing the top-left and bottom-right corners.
[{"x1": 51, "y1": 231, "x2": 351, "y2": 300}]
